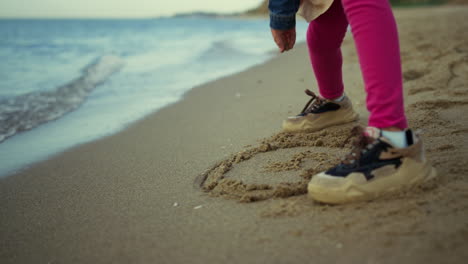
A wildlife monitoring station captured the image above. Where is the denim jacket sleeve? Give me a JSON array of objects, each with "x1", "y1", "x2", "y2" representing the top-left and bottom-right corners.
[{"x1": 269, "y1": 0, "x2": 300, "y2": 30}]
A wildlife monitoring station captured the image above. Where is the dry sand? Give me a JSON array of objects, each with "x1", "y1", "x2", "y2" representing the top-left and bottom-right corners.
[{"x1": 1, "y1": 5, "x2": 468, "y2": 264}]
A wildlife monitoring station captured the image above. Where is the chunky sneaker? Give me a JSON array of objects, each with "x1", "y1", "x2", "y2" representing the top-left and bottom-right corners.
[
  {"x1": 307, "y1": 127, "x2": 437, "y2": 204},
  {"x1": 282, "y1": 89, "x2": 359, "y2": 132}
]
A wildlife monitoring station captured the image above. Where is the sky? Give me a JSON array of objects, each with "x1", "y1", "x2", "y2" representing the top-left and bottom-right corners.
[{"x1": 0, "y1": 0, "x2": 264, "y2": 18}]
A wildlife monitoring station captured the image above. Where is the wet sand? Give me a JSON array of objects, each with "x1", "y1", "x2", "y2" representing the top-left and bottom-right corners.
[{"x1": 1, "y1": 6, "x2": 468, "y2": 264}]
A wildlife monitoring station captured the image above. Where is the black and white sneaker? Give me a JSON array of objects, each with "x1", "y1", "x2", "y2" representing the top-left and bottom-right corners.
[
  {"x1": 282, "y1": 90, "x2": 359, "y2": 132},
  {"x1": 308, "y1": 127, "x2": 437, "y2": 204}
]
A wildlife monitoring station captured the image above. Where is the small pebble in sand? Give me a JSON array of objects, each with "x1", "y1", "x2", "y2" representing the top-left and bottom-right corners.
[
  {"x1": 336, "y1": 243, "x2": 343, "y2": 249},
  {"x1": 173, "y1": 202, "x2": 179, "y2": 207},
  {"x1": 194, "y1": 205, "x2": 203, "y2": 210}
]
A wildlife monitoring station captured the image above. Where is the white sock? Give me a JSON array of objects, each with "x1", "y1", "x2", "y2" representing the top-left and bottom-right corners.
[
  {"x1": 333, "y1": 93, "x2": 345, "y2": 102},
  {"x1": 381, "y1": 130, "x2": 408, "y2": 148}
]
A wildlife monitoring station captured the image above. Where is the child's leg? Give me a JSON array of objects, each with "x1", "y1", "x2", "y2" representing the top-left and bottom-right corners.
[
  {"x1": 341, "y1": 0, "x2": 408, "y2": 129},
  {"x1": 306, "y1": 0, "x2": 349, "y2": 100},
  {"x1": 307, "y1": 0, "x2": 435, "y2": 205}
]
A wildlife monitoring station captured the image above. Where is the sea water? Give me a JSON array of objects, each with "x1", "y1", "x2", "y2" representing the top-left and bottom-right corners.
[{"x1": 0, "y1": 17, "x2": 308, "y2": 177}]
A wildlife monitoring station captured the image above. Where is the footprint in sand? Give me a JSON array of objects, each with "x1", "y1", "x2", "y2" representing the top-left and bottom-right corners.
[
  {"x1": 448, "y1": 56, "x2": 468, "y2": 88},
  {"x1": 409, "y1": 99, "x2": 468, "y2": 135},
  {"x1": 408, "y1": 86, "x2": 436, "y2": 95},
  {"x1": 403, "y1": 70, "x2": 426, "y2": 82},
  {"x1": 454, "y1": 42, "x2": 468, "y2": 54},
  {"x1": 452, "y1": 57, "x2": 468, "y2": 78},
  {"x1": 410, "y1": 99, "x2": 468, "y2": 110}
]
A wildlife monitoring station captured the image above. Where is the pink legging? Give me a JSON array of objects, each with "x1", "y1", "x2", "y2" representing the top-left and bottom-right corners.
[{"x1": 306, "y1": 0, "x2": 407, "y2": 129}]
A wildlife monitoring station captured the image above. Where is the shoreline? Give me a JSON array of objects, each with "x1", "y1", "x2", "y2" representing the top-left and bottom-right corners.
[
  {"x1": 0, "y1": 42, "x2": 288, "y2": 178},
  {"x1": 1, "y1": 6, "x2": 468, "y2": 264},
  {"x1": 0, "y1": 15, "x2": 304, "y2": 178},
  {"x1": 0, "y1": 54, "x2": 277, "y2": 178}
]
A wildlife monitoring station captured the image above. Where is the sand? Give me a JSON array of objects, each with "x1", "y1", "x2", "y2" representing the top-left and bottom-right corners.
[{"x1": 1, "y1": 5, "x2": 468, "y2": 264}]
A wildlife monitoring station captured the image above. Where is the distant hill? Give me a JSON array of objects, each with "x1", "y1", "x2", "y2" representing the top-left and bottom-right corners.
[
  {"x1": 172, "y1": 12, "x2": 225, "y2": 18},
  {"x1": 244, "y1": 0, "x2": 268, "y2": 15},
  {"x1": 172, "y1": 0, "x2": 468, "y2": 18},
  {"x1": 245, "y1": 0, "x2": 467, "y2": 16}
]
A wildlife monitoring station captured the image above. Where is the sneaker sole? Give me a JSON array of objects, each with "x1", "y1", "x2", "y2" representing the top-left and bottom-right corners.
[
  {"x1": 282, "y1": 111, "x2": 359, "y2": 133},
  {"x1": 307, "y1": 157, "x2": 437, "y2": 204}
]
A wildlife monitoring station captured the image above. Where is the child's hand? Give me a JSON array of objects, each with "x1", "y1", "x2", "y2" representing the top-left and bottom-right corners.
[{"x1": 271, "y1": 28, "x2": 296, "y2": 53}]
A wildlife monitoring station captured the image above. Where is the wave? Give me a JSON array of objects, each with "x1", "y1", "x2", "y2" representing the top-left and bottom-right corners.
[
  {"x1": 0, "y1": 55, "x2": 124, "y2": 143},
  {"x1": 196, "y1": 40, "x2": 254, "y2": 62}
]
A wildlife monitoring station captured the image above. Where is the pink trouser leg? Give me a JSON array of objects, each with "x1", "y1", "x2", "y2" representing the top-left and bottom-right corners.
[
  {"x1": 306, "y1": 0, "x2": 408, "y2": 129},
  {"x1": 306, "y1": 0, "x2": 348, "y2": 100}
]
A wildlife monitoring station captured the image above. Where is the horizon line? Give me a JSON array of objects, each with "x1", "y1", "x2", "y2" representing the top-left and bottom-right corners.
[{"x1": 0, "y1": 9, "x2": 253, "y2": 20}]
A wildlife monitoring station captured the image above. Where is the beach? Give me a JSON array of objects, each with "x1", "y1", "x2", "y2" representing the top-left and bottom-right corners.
[{"x1": 1, "y1": 5, "x2": 468, "y2": 263}]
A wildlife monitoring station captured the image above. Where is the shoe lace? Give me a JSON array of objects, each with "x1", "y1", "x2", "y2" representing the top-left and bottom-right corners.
[
  {"x1": 340, "y1": 126, "x2": 377, "y2": 165},
  {"x1": 300, "y1": 89, "x2": 328, "y2": 115}
]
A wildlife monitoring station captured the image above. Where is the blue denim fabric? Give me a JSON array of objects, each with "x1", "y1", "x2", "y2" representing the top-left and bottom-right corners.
[{"x1": 269, "y1": 0, "x2": 300, "y2": 30}]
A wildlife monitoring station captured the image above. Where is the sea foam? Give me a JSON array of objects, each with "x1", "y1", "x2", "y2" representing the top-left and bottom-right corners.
[{"x1": 0, "y1": 55, "x2": 124, "y2": 143}]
